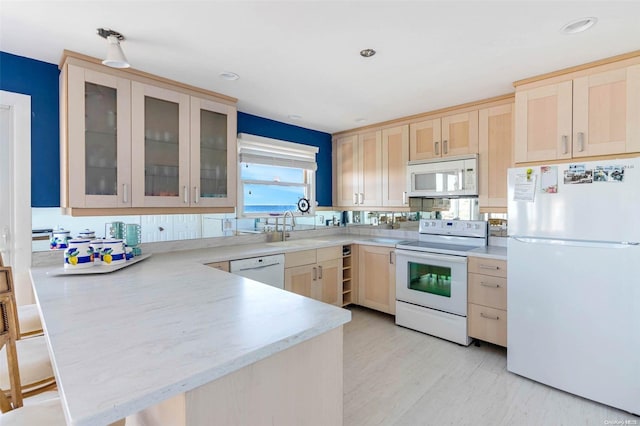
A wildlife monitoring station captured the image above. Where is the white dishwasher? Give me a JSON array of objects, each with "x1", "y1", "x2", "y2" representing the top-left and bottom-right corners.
[{"x1": 229, "y1": 254, "x2": 285, "y2": 289}]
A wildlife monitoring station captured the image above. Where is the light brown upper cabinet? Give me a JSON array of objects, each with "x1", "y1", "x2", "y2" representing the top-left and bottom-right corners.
[
  {"x1": 60, "y1": 51, "x2": 237, "y2": 215},
  {"x1": 572, "y1": 66, "x2": 640, "y2": 157},
  {"x1": 64, "y1": 64, "x2": 132, "y2": 209},
  {"x1": 131, "y1": 82, "x2": 191, "y2": 207},
  {"x1": 409, "y1": 111, "x2": 479, "y2": 161},
  {"x1": 381, "y1": 125, "x2": 409, "y2": 207},
  {"x1": 334, "y1": 125, "x2": 408, "y2": 208},
  {"x1": 478, "y1": 103, "x2": 514, "y2": 211},
  {"x1": 515, "y1": 64, "x2": 640, "y2": 163},
  {"x1": 514, "y1": 81, "x2": 572, "y2": 163},
  {"x1": 334, "y1": 131, "x2": 383, "y2": 207}
]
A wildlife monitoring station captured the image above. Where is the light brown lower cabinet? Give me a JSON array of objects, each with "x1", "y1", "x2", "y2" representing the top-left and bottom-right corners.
[
  {"x1": 467, "y1": 256, "x2": 507, "y2": 347},
  {"x1": 206, "y1": 261, "x2": 230, "y2": 272},
  {"x1": 357, "y1": 245, "x2": 396, "y2": 315},
  {"x1": 284, "y1": 247, "x2": 342, "y2": 306}
]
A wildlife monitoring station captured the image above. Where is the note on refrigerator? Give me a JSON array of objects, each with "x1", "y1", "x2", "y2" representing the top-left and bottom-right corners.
[
  {"x1": 514, "y1": 173, "x2": 536, "y2": 202},
  {"x1": 540, "y1": 166, "x2": 558, "y2": 193}
]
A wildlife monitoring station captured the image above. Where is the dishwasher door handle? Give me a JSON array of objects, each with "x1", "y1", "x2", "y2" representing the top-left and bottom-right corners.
[{"x1": 234, "y1": 263, "x2": 281, "y2": 272}]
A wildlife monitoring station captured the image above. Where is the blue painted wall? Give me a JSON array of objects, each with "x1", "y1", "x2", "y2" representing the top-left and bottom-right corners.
[
  {"x1": 0, "y1": 52, "x2": 333, "y2": 207},
  {"x1": 0, "y1": 52, "x2": 60, "y2": 207},
  {"x1": 237, "y1": 112, "x2": 332, "y2": 207}
]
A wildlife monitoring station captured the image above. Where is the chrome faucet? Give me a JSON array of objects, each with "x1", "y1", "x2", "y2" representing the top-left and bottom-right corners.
[{"x1": 282, "y1": 211, "x2": 296, "y2": 241}]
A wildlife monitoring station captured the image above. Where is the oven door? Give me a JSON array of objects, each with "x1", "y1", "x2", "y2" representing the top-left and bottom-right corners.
[{"x1": 395, "y1": 248, "x2": 468, "y2": 316}]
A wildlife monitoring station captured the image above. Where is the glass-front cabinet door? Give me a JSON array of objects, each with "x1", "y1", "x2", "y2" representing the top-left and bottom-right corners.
[
  {"x1": 66, "y1": 65, "x2": 131, "y2": 208},
  {"x1": 189, "y1": 97, "x2": 237, "y2": 207},
  {"x1": 131, "y1": 82, "x2": 190, "y2": 207}
]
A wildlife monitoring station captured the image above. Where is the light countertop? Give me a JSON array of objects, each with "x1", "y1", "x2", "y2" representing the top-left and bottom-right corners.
[
  {"x1": 31, "y1": 248, "x2": 352, "y2": 425},
  {"x1": 30, "y1": 233, "x2": 505, "y2": 425},
  {"x1": 468, "y1": 245, "x2": 508, "y2": 261}
]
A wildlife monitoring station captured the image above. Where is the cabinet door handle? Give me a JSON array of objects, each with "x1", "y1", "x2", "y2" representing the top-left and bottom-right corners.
[
  {"x1": 435, "y1": 141, "x2": 440, "y2": 155},
  {"x1": 402, "y1": 191, "x2": 407, "y2": 205},
  {"x1": 194, "y1": 186, "x2": 199, "y2": 204},
  {"x1": 480, "y1": 282, "x2": 500, "y2": 288},
  {"x1": 578, "y1": 132, "x2": 585, "y2": 152},
  {"x1": 479, "y1": 264, "x2": 500, "y2": 270},
  {"x1": 480, "y1": 312, "x2": 500, "y2": 321},
  {"x1": 562, "y1": 135, "x2": 568, "y2": 154},
  {"x1": 389, "y1": 251, "x2": 395, "y2": 265},
  {"x1": 318, "y1": 265, "x2": 323, "y2": 279},
  {"x1": 183, "y1": 185, "x2": 188, "y2": 204},
  {"x1": 443, "y1": 140, "x2": 448, "y2": 154},
  {"x1": 123, "y1": 183, "x2": 128, "y2": 204},
  {"x1": 313, "y1": 267, "x2": 317, "y2": 281},
  {"x1": 359, "y1": 193, "x2": 364, "y2": 204},
  {"x1": 353, "y1": 193, "x2": 358, "y2": 205}
]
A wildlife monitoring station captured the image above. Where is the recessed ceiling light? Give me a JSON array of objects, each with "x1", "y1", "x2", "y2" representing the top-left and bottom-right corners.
[
  {"x1": 288, "y1": 114, "x2": 302, "y2": 120},
  {"x1": 360, "y1": 49, "x2": 376, "y2": 58},
  {"x1": 219, "y1": 71, "x2": 239, "y2": 81},
  {"x1": 355, "y1": 118, "x2": 367, "y2": 123},
  {"x1": 561, "y1": 17, "x2": 598, "y2": 34}
]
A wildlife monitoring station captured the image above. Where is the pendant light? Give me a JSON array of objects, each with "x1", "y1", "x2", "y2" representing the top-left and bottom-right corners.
[{"x1": 97, "y1": 28, "x2": 130, "y2": 68}]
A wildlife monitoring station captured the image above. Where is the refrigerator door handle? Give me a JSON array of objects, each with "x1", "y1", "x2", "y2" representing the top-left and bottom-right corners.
[{"x1": 512, "y1": 236, "x2": 639, "y2": 249}]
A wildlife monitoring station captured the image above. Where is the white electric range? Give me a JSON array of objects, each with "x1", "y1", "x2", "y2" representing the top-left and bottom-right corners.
[{"x1": 395, "y1": 219, "x2": 488, "y2": 345}]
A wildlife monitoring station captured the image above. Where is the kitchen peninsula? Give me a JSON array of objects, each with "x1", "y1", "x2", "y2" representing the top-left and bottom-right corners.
[{"x1": 30, "y1": 250, "x2": 351, "y2": 425}]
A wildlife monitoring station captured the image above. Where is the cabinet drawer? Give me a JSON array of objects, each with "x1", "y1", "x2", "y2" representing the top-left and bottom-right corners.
[
  {"x1": 468, "y1": 273, "x2": 507, "y2": 310},
  {"x1": 468, "y1": 303, "x2": 507, "y2": 347},
  {"x1": 285, "y1": 250, "x2": 317, "y2": 268},
  {"x1": 317, "y1": 246, "x2": 341, "y2": 262},
  {"x1": 206, "y1": 261, "x2": 229, "y2": 272},
  {"x1": 468, "y1": 257, "x2": 507, "y2": 278}
]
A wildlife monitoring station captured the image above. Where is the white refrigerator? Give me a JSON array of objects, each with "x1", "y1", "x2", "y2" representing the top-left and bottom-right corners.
[{"x1": 507, "y1": 157, "x2": 640, "y2": 415}]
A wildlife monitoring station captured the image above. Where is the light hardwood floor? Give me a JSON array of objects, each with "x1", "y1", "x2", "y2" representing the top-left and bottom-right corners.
[{"x1": 344, "y1": 306, "x2": 638, "y2": 426}]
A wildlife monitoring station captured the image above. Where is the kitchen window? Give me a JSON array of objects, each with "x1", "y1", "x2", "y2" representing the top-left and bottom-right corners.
[{"x1": 237, "y1": 133, "x2": 318, "y2": 217}]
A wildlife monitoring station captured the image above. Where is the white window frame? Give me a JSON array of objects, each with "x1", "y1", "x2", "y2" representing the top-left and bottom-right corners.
[{"x1": 237, "y1": 133, "x2": 318, "y2": 218}]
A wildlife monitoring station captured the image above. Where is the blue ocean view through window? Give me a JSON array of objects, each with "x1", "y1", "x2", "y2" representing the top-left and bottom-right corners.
[{"x1": 240, "y1": 163, "x2": 312, "y2": 215}]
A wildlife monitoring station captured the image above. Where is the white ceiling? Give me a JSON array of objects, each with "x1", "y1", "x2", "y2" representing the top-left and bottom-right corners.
[{"x1": 2, "y1": 1, "x2": 639, "y2": 134}]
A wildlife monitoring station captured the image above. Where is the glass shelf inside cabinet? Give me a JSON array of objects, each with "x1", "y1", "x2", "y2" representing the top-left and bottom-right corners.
[
  {"x1": 199, "y1": 108, "x2": 228, "y2": 200},
  {"x1": 144, "y1": 96, "x2": 180, "y2": 197},
  {"x1": 85, "y1": 82, "x2": 118, "y2": 196}
]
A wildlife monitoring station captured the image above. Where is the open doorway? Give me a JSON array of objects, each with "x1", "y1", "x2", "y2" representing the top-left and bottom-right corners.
[{"x1": 0, "y1": 90, "x2": 33, "y2": 305}]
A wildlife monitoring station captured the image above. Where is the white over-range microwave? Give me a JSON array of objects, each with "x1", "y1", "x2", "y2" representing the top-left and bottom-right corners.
[{"x1": 407, "y1": 154, "x2": 478, "y2": 197}]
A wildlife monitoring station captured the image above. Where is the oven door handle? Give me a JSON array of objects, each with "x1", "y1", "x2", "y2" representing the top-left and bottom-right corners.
[{"x1": 395, "y1": 249, "x2": 467, "y2": 264}]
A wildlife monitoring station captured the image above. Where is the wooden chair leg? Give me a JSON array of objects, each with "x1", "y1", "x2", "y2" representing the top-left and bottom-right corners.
[{"x1": 6, "y1": 330, "x2": 23, "y2": 409}]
